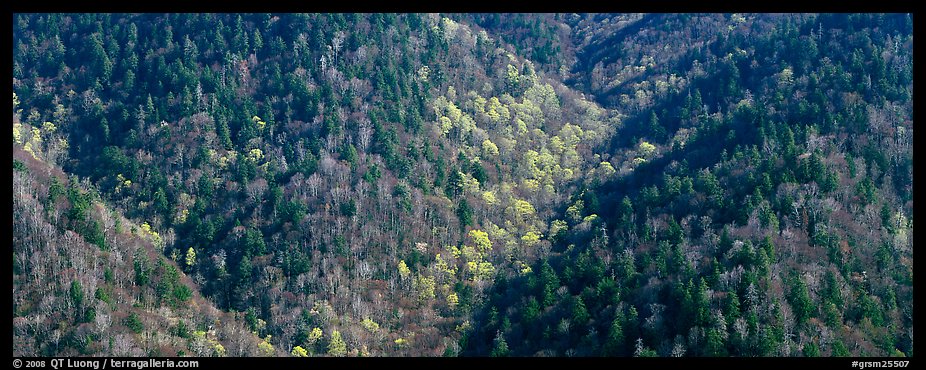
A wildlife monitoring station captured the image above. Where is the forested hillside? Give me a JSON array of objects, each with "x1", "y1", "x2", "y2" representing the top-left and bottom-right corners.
[
  {"x1": 14, "y1": 145, "x2": 265, "y2": 356},
  {"x1": 462, "y1": 13, "x2": 913, "y2": 357},
  {"x1": 13, "y1": 13, "x2": 912, "y2": 357}
]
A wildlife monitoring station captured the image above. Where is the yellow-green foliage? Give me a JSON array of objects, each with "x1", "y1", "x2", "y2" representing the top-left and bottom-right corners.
[
  {"x1": 512, "y1": 199, "x2": 536, "y2": 218},
  {"x1": 484, "y1": 221, "x2": 510, "y2": 242},
  {"x1": 461, "y1": 171, "x2": 481, "y2": 194},
  {"x1": 26, "y1": 110, "x2": 41, "y2": 125},
  {"x1": 252, "y1": 115, "x2": 267, "y2": 131},
  {"x1": 466, "y1": 260, "x2": 495, "y2": 281},
  {"x1": 460, "y1": 245, "x2": 479, "y2": 261},
  {"x1": 446, "y1": 292, "x2": 459, "y2": 307},
  {"x1": 597, "y1": 161, "x2": 616, "y2": 178},
  {"x1": 433, "y1": 96, "x2": 474, "y2": 138},
  {"x1": 521, "y1": 231, "x2": 542, "y2": 247},
  {"x1": 360, "y1": 318, "x2": 380, "y2": 333},
  {"x1": 417, "y1": 65, "x2": 431, "y2": 81},
  {"x1": 639, "y1": 141, "x2": 657, "y2": 158},
  {"x1": 468, "y1": 229, "x2": 492, "y2": 252},
  {"x1": 522, "y1": 178, "x2": 540, "y2": 191},
  {"x1": 414, "y1": 274, "x2": 436, "y2": 303},
  {"x1": 482, "y1": 139, "x2": 499, "y2": 157},
  {"x1": 486, "y1": 96, "x2": 510, "y2": 124},
  {"x1": 248, "y1": 148, "x2": 264, "y2": 162},
  {"x1": 566, "y1": 199, "x2": 584, "y2": 222},
  {"x1": 139, "y1": 222, "x2": 164, "y2": 249},
  {"x1": 506, "y1": 64, "x2": 520, "y2": 88},
  {"x1": 175, "y1": 209, "x2": 189, "y2": 224},
  {"x1": 550, "y1": 219, "x2": 568, "y2": 236},
  {"x1": 482, "y1": 191, "x2": 497, "y2": 205},
  {"x1": 398, "y1": 260, "x2": 411, "y2": 279},
  {"x1": 258, "y1": 335, "x2": 275, "y2": 356},
  {"x1": 524, "y1": 82, "x2": 560, "y2": 113},
  {"x1": 185, "y1": 247, "x2": 197, "y2": 268},
  {"x1": 115, "y1": 174, "x2": 132, "y2": 193},
  {"x1": 328, "y1": 330, "x2": 347, "y2": 357},
  {"x1": 307, "y1": 327, "x2": 323, "y2": 345},
  {"x1": 516, "y1": 260, "x2": 532, "y2": 275},
  {"x1": 291, "y1": 346, "x2": 308, "y2": 357},
  {"x1": 13, "y1": 122, "x2": 23, "y2": 144},
  {"x1": 455, "y1": 321, "x2": 471, "y2": 333},
  {"x1": 438, "y1": 116, "x2": 453, "y2": 136},
  {"x1": 440, "y1": 17, "x2": 460, "y2": 38},
  {"x1": 433, "y1": 253, "x2": 456, "y2": 279},
  {"x1": 191, "y1": 330, "x2": 226, "y2": 357},
  {"x1": 23, "y1": 142, "x2": 36, "y2": 159}
]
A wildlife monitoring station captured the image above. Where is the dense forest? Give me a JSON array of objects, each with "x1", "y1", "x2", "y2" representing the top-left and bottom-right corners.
[{"x1": 12, "y1": 13, "x2": 912, "y2": 357}]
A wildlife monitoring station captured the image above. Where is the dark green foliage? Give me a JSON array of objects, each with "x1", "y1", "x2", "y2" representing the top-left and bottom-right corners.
[
  {"x1": 279, "y1": 199, "x2": 307, "y2": 225},
  {"x1": 13, "y1": 159, "x2": 27, "y2": 172},
  {"x1": 602, "y1": 310, "x2": 626, "y2": 356},
  {"x1": 70, "y1": 280, "x2": 84, "y2": 308},
  {"x1": 340, "y1": 199, "x2": 357, "y2": 218},
  {"x1": 241, "y1": 228, "x2": 267, "y2": 257},
  {"x1": 521, "y1": 296, "x2": 541, "y2": 324},
  {"x1": 803, "y1": 341, "x2": 820, "y2": 357},
  {"x1": 124, "y1": 313, "x2": 144, "y2": 334},
  {"x1": 539, "y1": 261, "x2": 559, "y2": 307},
  {"x1": 789, "y1": 277, "x2": 814, "y2": 325},
  {"x1": 446, "y1": 170, "x2": 465, "y2": 198},
  {"x1": 134, "y1": 255, "x2": 150, "y2": 286},
  {"x1": 173, "y1": 284, "x2": 192, "y2": 303},
  {"x1": 95, "y1": 287, "x2": 112, "y2": 305},
  {"x1": 571, "y1": 295, "x2": 590, "y2": 326},
  {"x1": 490, "y1": 331, "x2": 509, "y2": 357},
  {"x1": 456, "y1": 199, "x2": 473, "y2": 229},
  {"x1": 469, "y1": 161, "x2": 488, "y2": 185}
]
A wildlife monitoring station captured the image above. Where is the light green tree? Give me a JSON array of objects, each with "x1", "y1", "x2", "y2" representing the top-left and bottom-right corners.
[
  {"x1": 469, "y1": 229, "x2": 492, "y2": 252},
  {"x1": 328, "y1": 330, "x2": 347, "y2": 357},
  {"x1": 482, "y1": 138, "x2": 500, "y2": 157},
  {"x1": 598, "y1": 161, "x2": 616, "y2": 178},
  {"x1": 513, "y1": 199, "x2": 536, "y2": 218},
  {"x1": 415, "y1": 274, "x2": 436, "y2": 303},
  {"x1": 482, "y1": 191, "x2": 497, "y2": 206},
  {"x1": 639, "y1": 141, "x2": 656, "y2": 158},
  {"x1": 307, "y1": 327, "x2": 323, "y2": 345},
  {"x1": 360, "y1": 318, "x2": 380, "y2": 332},
  {"x1": 252, "y1": 115, "x2": 267, "y2": 131},
  {"x1": 505, "y1": 64, "x2": 521, "y2": 92},
  {"x1": 521, "y1": 231, "x2": 542, "y2": 247},
  {"x1": 258, "y1": 335, "x2": 275, "y2": 356},
  {"x1": 398, "y1": 260, "x2": 411, "y2": 279},
  {"x1": 550, "y1": 219, "x2": 568, "y2": 237},
  {"x1": 291, "y1": 346, "x2": 308, "y2": 357},
  {"x1": 185, "y1": 247, "x2": 197, "y2": 269},
  {"x1": 248, "y1": 148, "x2": 264, "y2": 162}
]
